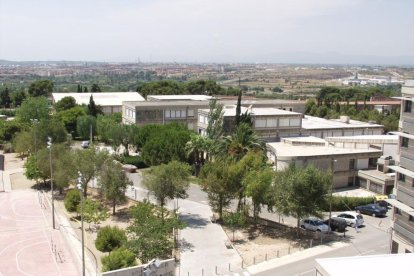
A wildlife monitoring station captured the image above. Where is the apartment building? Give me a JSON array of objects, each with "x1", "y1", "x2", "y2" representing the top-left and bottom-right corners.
[{"x1": 387, "y1": 81, "x2": 414, "y2": 253}]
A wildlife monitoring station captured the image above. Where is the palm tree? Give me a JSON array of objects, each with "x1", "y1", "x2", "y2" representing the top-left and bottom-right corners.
[
  {"x1": 185, "y1": 134, "x2": 213, "y2": 176},
  {"x1": 218, "y1": 123, "x2": 265, "y2": 161}
]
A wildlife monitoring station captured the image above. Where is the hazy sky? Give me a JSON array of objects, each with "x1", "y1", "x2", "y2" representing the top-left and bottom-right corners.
[{"x1": 1, "y1": 0, "x2": 414, "y2": 64}]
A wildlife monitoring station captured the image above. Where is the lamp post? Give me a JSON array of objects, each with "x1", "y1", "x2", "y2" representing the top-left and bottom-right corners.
[
  {"x1": 328, "y1": 158, "x2": 337, "y2": 232},
  {"x1": 47, "y1": 137, "x2": 55, "y2": 229},
  {"x1": 77, "y1": 172, "x2": 85, "y2": 276}
]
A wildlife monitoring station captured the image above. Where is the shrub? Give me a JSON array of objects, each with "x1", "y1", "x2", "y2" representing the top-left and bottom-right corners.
[
  {"x1": 95, "y1": 226, "x2": 127, "y2": 253},
  {"x1": 121, "y1": 155, "x2": 148, "y2": 169},
  {"x1": 64, "y1": 189, "x2": 81, "y2": 212},
  {"x1": 101, "y1": 247, "x2": 137, "y2": 272},
  {"x1": 323, "y1": 196, "x2": 375, "y2": 212}
]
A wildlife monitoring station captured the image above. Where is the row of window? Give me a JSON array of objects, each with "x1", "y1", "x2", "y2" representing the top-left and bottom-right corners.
[
  {"x1": 404, "y1": 100, "x2": 412, "y2": 113},
  {"x1": 125, "y1": 108, "x2": 135, "y2": 118},
  {"x1": 165, "y1": 109, "x2": 195, "y2": 119},
  {"x1": 254, "y1": 118, "x2": 301, "y2": 128}
]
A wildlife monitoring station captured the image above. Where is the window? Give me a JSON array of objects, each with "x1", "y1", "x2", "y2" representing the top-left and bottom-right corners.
[
  {"x1": 267, "y1": 119, "x2": 277, "y2": 127},
  {"x1": 398, "y1": 173, "x2": 406, "y2": 182},
  {"x1": 349, "y1": 159, "x2": 355, "y2": 170},
  {"x1": 401, "y1": 137, "x2": 409, "y2": 148},
  {"x1": 255, "y1": 119, "x2": 266, "y2": 128},
  {"x1": 289, "y1": 118, "x2": 300, "y2": 127},
  {"x1": 395, "y1": 208, "x2": 402, "y2": 215},
  {"x1": 279, "y1": 118, "x2": 289, "y2": 127},
  {"x1": 368, "y1": 158, "x2": 377, "y2": 167},
  {"x1": 404, "y1": 100, "x2": 412, "y2": 113},
  {"x1": 409, "y1": 216, "x2": 414, "y2": 222},
  {"x1": 188, "y1": 109, "x2": 194, "y2": 117}
]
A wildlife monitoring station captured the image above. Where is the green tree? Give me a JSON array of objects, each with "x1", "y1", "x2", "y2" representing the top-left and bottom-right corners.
[
  {"x1": 219, "y1": 123, "x2": 264, "y2": 160},
  {"x1": 95, "y1": 226, "x2": 127, "y2": 253},
  {"x1": 90, "y1": 84, "x2": 102, "y2": 92},
  {"x1": 101, "y1": 247, "x2": 136, "y2": 272},
  {"x1": 28, "y1": 80, "x2": 54, "y2": 97},
  {"x1": 15, "y1": 96, "x2": 50, "y2": 123},
  {"x1": 235, "y1": 90, "x2": 242, "y2": 126},
  {"x1": 56, "y1": 106, "x2": 87, "y2": 135},
  {"x1": 206, "y1": 98, "x2": 224, "y2": 142},
  {"x1": 24, "y1": 154, "x2": 45, "y2": 185},
  {"x1": 87, "y1": 95, "x2": 102, "y2": 117},
  {"x1": 243, "y1": 167, "x2": 273, "y2": 220},
  {"x1": 11, "y1": 90, "x2": 27, "y2": 107},
  {"x1": 143, "y1": 161, "x2": 191, "y2": 221},
  {"x1": 96, "y1": 114, "x2": 118, "y2": 143},
  {"x1": 270, "y1": 165, "x2": 331, "y2": 227},
  {"x1": 222, "y1": 211, "x2": 246, "y2": 241},
  {"x1": 64, "y1": 189, "x2": 81, "y2": 212},
  {"x1": 76, "y1": 115, "x2": 96, "y2": 140},
  {"x1": 272, "y1": 86, "x2": 283, "y2": 93},
  {"x1": 33, "y1": 119, "x2": 68, "y2": 150},
  {"x1": 127, "y1": 201, "x2": 184, "y2": 262},
  {"x1": 77, "y1": 198, "x2": 109, "y2": 229},
  {"x1": 99, "y1": 160, "x2": 131, "y2": 214},
  {"x1": 13, "y1": 131, "x2": 32, "y2": 157},
  {"x1": 0, "y1": 87, "x2": 11, "y2": 108},
  {"x1": 200, "y1": 159, "x2": 238, "y2": 220},
  {"x1": 74, "y1": 148, "x2": 109, "y2": 197},
  {"x1": 108, "y1": 124, "x2": 138, "y2": 156},
  {"x1": 54, "y1": 96, "x2": 77, "y2": 112}
]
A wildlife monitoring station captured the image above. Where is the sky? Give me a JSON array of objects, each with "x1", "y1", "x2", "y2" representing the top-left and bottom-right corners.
[{"x1": 1, "y1": 0, "x2": 414, "y2": 64}]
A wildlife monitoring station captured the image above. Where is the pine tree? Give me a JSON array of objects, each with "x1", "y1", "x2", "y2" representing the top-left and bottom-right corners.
[
  {"x1": 88, "y1": 95, "x2": 98, "y2": 117},
  {"x1": 84, "y1": 86, "x2": 88, "y2": 92}
]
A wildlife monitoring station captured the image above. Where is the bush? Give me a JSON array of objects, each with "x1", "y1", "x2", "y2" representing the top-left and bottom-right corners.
[
  {"x1": 101, "y1": 247, "x2": 137, "y2": 272},
  {"x1": 323, "y1": 196, "x2": 375, "y2": 212},
  {"x1": 95, "y1": 226, "x2": 127, "y2": 253},
  {"x1": 120, "y1": 155, "x2": 148, "y2": 169},
  {"x1": 64, "y1": 189, "x2": 81, "y2": 212}
]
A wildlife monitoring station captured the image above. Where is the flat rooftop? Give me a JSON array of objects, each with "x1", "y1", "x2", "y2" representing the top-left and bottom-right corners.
[
  {"x1": 302, "y1": 115, "x2": 383, "y2": 130},
  {"x1": 124, "y1": 100, "x2": 210, "y2": 107},
  {"x1": 267, "y1": 139, "x2": 382, "y2": 157},
  {"x1": 316, "y1": 253, "x2": 414, "y2": 276},
  {"x1": 325, "y1": 135, "x2": 398, "y2": 144},
  {"x1": 53, "y1": 92, "x2": 145, "y2": 106},
  {"x1": 147, "y1": 95, "x2": 212, "y2": 101},
  {"x1": 358, "y1": 169, "x2": 395, "y2": 181},
  {"x1": 200, "y1": 106, "x2": 301, "y2": 117}
]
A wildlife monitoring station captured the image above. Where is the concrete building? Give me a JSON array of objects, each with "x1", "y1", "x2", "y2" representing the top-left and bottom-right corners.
[
  {"x1": 267, "y1": 137, "x2": 382, "y2": 189},
  {"x1": 52, "y1": 92, "x2": 145, "y2": 114},
  {"x1": 386, "y1": 81, "x2": 414, "y2": 254},
  {"x1": 300, "y1": 115, "x2": 384, "y2": 138},
  {"x1": 197, "y1": 106, "x2": 302, "y2": 142},
  {"x1": 325, "y1": 135, "x2": 398, "y2": 194},
  {"x1": 315, "y1": 253, "x2": 414, "y2": 276},
  {"x1": 122, "y1": 97, "x2": 306, "y2": 129}
]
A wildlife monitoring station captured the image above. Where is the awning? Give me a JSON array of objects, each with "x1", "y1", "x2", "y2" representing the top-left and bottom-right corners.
[
  {"x1": 388, "y1": 165, "x2": 414, "y2": 178},
  {"x1": 389, "y1": 132, "x2": 414, "y2": 139},
  {"x1": 385, "y1": 199, "x2": 414, "y2": 214}
]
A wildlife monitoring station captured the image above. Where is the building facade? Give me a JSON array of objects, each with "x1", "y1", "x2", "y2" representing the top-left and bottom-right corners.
[
  {"x1": 266, "y1": 137, "x2": 382, "y2": 189},
  {"x1": 387, "y1": 82, "x2": 414, "y2": 254}
]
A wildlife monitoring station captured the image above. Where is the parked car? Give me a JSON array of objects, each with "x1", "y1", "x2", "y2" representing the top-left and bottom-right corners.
[
  {"x1": 81, "y1": 141, "x2": 90, "y2": 149},
  {"x1": 324, "y1": 217, "x2": 347, "y2": 232},
  {"x1": 300, "y1": 218, "x2": 330, "y2": 233},
  {"x1": 355, "y1": 204, "x2": 387, "y2": 217},
  {"x1": 333, "y1": 212, "x2": 364, "y2": 227}
]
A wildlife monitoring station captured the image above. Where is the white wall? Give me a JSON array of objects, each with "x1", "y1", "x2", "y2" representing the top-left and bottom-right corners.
[{"x1": 357, "y1": 158, "x2": 369, "y2": 169}]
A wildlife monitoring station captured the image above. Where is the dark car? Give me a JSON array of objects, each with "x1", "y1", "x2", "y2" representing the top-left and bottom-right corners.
[
  {"x1": 355, "y1": 204, "x2": 387, "y2": 217},
  {"x1": 324, "y1": 217, "x2": 347, "y2": 232}
]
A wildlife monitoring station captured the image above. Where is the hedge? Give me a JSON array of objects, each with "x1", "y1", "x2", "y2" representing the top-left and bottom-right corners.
[
  {"x1": 121, "y1": 155, "x2": 148, "y2": 169},
  {"x1": 323, "y1": 196, "x2": 375, "y2": 212}
]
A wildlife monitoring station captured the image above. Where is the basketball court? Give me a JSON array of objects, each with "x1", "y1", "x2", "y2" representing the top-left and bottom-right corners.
[{"x1": 0, "y1": 189, "x2": 79, "y2": 275}]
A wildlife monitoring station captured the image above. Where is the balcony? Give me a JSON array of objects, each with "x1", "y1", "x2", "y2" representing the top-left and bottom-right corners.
[{"x1": 394, "y1": 221, "x2": 414, "y2": 245}]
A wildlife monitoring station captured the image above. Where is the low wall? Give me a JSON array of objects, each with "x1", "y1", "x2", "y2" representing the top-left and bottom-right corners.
[{"x1": 102, "y1": 258, "x2": 175, "y2": 276}]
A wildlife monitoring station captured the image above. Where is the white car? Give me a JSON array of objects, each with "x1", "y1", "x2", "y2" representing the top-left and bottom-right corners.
[
  {"x1": 334, "y1": 212, "x2": 364, "y2": 227},
  {"x1": 300, "y1": 218, "x2": 330, "y2": 233}
]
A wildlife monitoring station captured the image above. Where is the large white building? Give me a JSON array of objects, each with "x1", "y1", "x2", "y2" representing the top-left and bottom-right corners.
[{"x1": 52, "y1": 92, "x2": 145, "y2": 114}]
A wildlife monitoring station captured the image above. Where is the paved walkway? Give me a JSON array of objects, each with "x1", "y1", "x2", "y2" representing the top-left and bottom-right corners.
[{"x1": 126, "y1": 173, "x2": 244, "y2": 276}]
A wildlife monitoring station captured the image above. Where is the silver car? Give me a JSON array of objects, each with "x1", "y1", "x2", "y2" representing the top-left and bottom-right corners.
[
  {"x1": 334, "y1": 211, "x2": 364, "y2": 227},
  {"x1": 300, "y1": 218, "x2": 330, "y2": 233}
]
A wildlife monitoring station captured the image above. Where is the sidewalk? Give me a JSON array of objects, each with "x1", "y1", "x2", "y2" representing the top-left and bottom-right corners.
[{"x1": 126, "y1": 174, "x2": 243, "y2": 276}]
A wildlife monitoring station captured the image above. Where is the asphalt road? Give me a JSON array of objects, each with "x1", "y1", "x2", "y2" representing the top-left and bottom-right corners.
[{"x1": 252, "y1": 214, "x2": 392, "y2": 276}]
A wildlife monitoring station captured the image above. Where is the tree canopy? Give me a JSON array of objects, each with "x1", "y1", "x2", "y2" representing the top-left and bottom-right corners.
[{"x1": 28, "y1": 80, "x2": 54, "y2": 97}]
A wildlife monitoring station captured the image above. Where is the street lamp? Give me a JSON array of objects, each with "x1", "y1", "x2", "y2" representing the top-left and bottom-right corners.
[
  {"x1": 77, "y1": 172, "x2": 85, "y2": 276},
  {"x1": 328, "y1": 159, "x2": 337, "y2": 232},
  {"x1": 47, "y1": 137, "x2": 55, "y2": 229}
]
